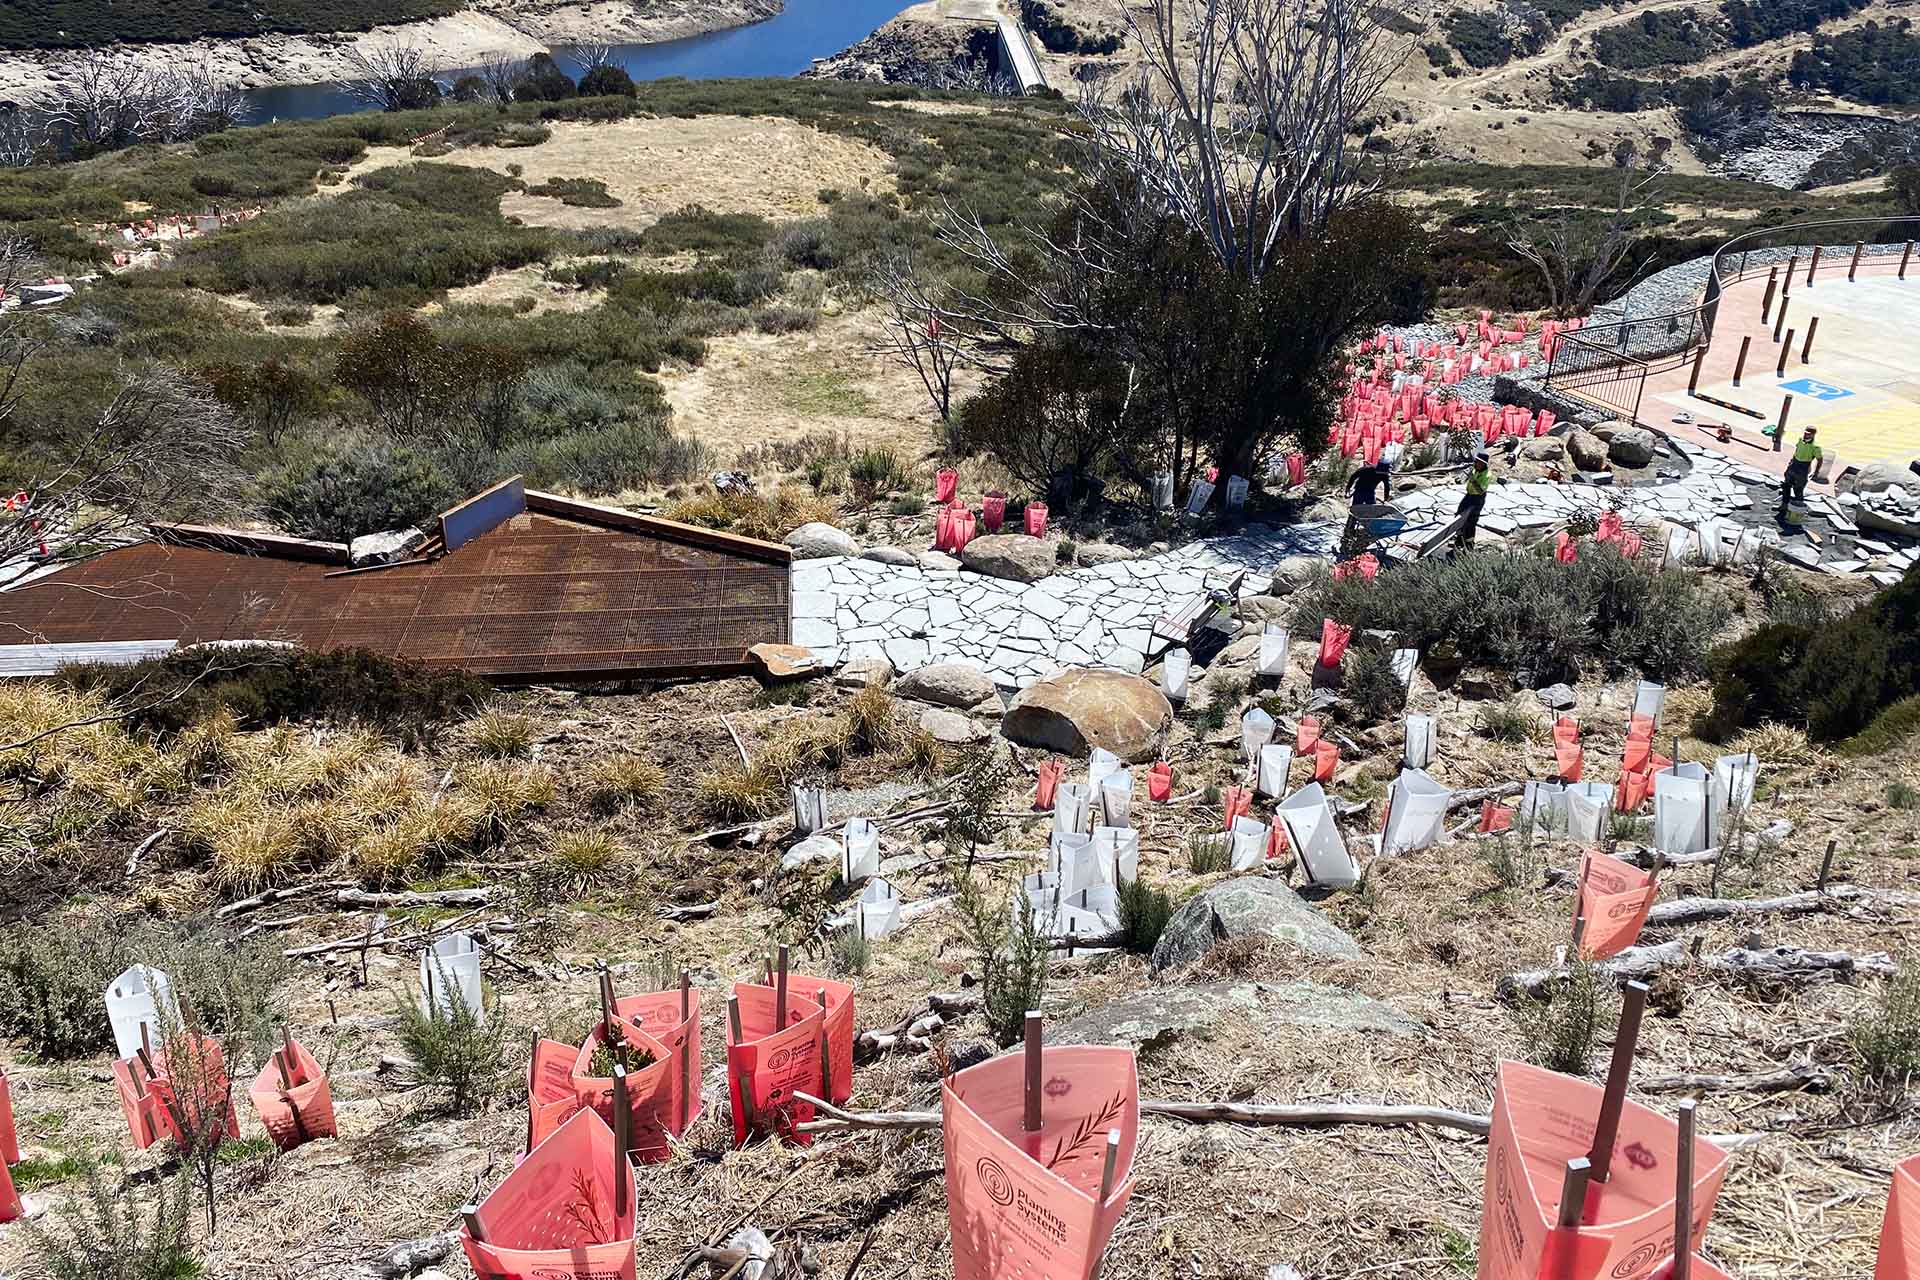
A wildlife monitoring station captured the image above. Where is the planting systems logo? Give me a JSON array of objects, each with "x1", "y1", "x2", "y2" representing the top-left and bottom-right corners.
[
  {"x1": 769, "y1": 1048, "x2": 793, "y2": 1071},
  {"x1": 976, "y1": 1156, "x2": 1016, "y2": 1207},
  {"x1": 1611, "y1": 1242, "x2": 1660, "y2": 1278},
  {"x1": 1623, "y1": 1141, "x2": 1657, "y2": 1171},
  {"x1": 1043, "y1": 1076, "x2": 1072, "y2": 1100}
]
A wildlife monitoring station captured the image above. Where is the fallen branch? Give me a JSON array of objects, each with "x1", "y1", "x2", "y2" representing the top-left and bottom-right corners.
[
  {"x1": 1640, "y1": 1063, "x2": 1839, "y2": 1096},
  {"x1": 125, "y1": 828, "x2": 169, "y2": 877},
  {"x1": 215, "y1": 879, "x2": 354, "y2": 919},
  {"x1": 1645, "y1": 885, "x2": 1920, "y2": 929},
  {"x1": 368, "y1": 1232, "x2": 461, "y2": 1279},
  {"x1": 283, "y1": 908, "x2": 490, "y2": 960},
  {"x1": 1497, "y1": 941, "x2": 1897, "y2": 1001},
  {"x1": 720, "y1": 715, "x2": 752, "y2": 770},
  {"x1": 333, "y1": 887, "x2": 493, "y2": 911},
  {"x1": 792, "y1": 1092, "x2": 1492, "y2": 1138},
  {"x1": 660, "y1": 900, "x2": 720, "y2": 922},
  {"x1": 1444, "y1": 782, "x2": 1526, "y2": 814},
  {"x1": 855, "y1": 991, "x2": 978, "y2": 1061}
]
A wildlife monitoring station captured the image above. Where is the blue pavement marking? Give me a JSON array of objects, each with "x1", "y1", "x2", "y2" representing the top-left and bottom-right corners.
[{"x1": 1779, "y1": 377, "x2": 1855, "y2": 402}]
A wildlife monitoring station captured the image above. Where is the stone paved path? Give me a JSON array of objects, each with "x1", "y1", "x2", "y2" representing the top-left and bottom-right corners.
[{"x1": 793, "y1": 523, "x2": 1335, "y2": 690}]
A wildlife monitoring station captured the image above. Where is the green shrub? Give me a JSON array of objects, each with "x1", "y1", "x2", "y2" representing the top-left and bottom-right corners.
[
  {"x1": 955, "y1": 873, "x2": 1049, "y2": 1048},
  {"x1": 889, "y1": 494, "x2": 928, "y2": 517},
  {"x1": 1187, "y1": 832, "x2": 1231, "y2": 875},
  {"x1": 1341, "y1": 643, "x2": 1407, "y2": 724},
  {"x1": 1480, "y1": 834, "x2": 1541, "y2": 890},
  {"x1": 849, "y1": 446, "x2": 906, "y2": 497},
  {"x1": 1477, "y1": 701, "x2": 1536, "y2": 744},
  {"x1": 1116, "y1": 877, "x2": 1174, "y2": 954},
  {"x1": 525, "y1": 177, "x2": 622, "y2": 208},
  {"x1": 1853, "y1": 966, "x2": 1920, "y2": 1088},
  {"x1": 1592, "y1": 10, "x2": 1714, "y2": 69},
  {"x1": 258, "y1": 430, "x2": 462, "y2": 541},
  {"x1": 1844, "y1": 695, "x2": 1920, "y2": 758},
  {"x1": 514, "y1": 52, "x2": 576, "y2": 102},
  {"x1": 829, "y1": 926, "x2": 871, "y2": 977},
  {"x1": 395, "y1": 970, "x2": 515, "y2": 1115},
  {"x1": 27, "y1": 1166, "x2": 199, "y2": 1280},
  {"x1": 1790, "y1": 20, "x2": 1920, "y2": 106},
  {"x1": 57, "y1": 645, "x2": 490, "y2": 744},
  {"x1": 1890, "y1": 782, "x2": 1919, "y2": 811},
  {"x1": 577, "y1": 65, "x2": 638, "y2": 98},
  {"x1": 642, "y1": 206, "x2": 774, "y2": 256},
  {"x1": 1515, "y1": 956, "x2": 1615, "y2": 1076}
]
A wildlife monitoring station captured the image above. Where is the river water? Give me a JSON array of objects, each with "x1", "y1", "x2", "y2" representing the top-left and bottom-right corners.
[{"x1": 245, "y1": 0, "x2": 918, "y2": 121}]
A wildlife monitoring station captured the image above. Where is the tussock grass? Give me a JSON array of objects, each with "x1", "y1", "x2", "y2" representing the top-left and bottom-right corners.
[
  {"x1": 465, "y1": 711, "x2": 536, "y2": 759},
  {"x1": 845, "y1": 685, "x2": 906, "y2": 755},
  {"x1": 756, "y1": 715, "x2": 850, "y2": 784},
  {"x1": 587, "y1": 755, "x2": 667, "y2": 815},
  {"x1": 661, "y1": 487, "x2": 839, "y2": 542},
  {"x1": 451, "y1": 761, "x2": 557, "y2": 827},
  {"x1": 545, "y1": 828, "x2": 628, "y2": 893},
  {"x1": 696, "y1": 765, "x2": 782, "y2": 822}
]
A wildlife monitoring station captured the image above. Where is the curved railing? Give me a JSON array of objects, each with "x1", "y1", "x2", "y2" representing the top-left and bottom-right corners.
[{"x1": 1568, "y1": 214, "x2": 1920, "y2": 366}]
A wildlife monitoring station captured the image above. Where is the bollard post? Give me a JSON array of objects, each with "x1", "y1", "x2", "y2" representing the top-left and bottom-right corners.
[
  {"x1": 1903, "y1": 241, "x2": 1915, "y2": 280},
  {"x1": 1761, "y1": 266, "x2": 1779, "y2": 322},
  {"x1": 1773, "y1": 295, "x2": 1790, "y2": 342},
  {"x1": 1777, "y1": 395, "x2": 1793, "y2": 446},
  {"x1": 1776, "y1": 332, "x2": 1794, "y2": 378},
  {"x1": 1849, "y1": 241, "x2": 1864, "y2": 281},
  {"x1": 1808, "y1": 245, "x2": 1821, "y2": 286},
  {"x1": 1733, "y1": 335, "x2": 1751, "y2": 386},
  {"x1": 1802, "y1": 316, "x2": 1819, "y2": 363},
  {"x1": 1785, "y1": 252, "x2": 1799, "y2": 297},
  {"x1": 1688, "y1": 344, "x2": 1706, "y2": 394}
]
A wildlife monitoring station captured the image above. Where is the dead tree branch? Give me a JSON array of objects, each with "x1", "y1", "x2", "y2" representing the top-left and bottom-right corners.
[{"x1": 1497, "y1": 941, "x2": 1897, "y2": 1002}]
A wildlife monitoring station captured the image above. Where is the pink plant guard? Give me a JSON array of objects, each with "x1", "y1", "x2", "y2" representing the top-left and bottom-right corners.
[
  {"x1": 0, "y1": 1063, "x2": 17, "y2": 1167},
  {"x1": 1220, "y1": 786, "x2": 1252, "y2": 831},
  {"x1": 935, "y1": 469, "x2": 959, "y2": 505},
  {"x1": 1876, "y1": 1154, "x2": 1920, "y2": 1279},
  {"x1": 983, "y1": 493, "x2": 1007, "y2": 532},
  {"x1": 1035, "y1": 760, "x2": 1064, "y2": 811},
  {"x1": 1476, "y1": 1061, "x2": 1728, "y2": 1280},
  {"x1": 1318, "y1": 620, "x2": 1353, "y2": 669},
  {"x1": 1312, "y1": 740, "x2": 1340, "y2": 784},
  {"x1": 245, "y1": 1036, "x2": 336, "y2": 1151},
  {"x1": 1025, "y1": 503, "x2": 1049, "y2": 538},
  {"x1": 616, "y1": 988, "x2": 705, "y2": 1139},
  {"x1": 570, "y1": 1020, "x2": 677, "y2": 1162},
  {"x1": 726, "y1": 976, "x2": 854, "y2": 1146},
  {"x1": 943, "y1": 1046, "x2": 1139, "y2": 1280},
  {"x1": 1146, "y1": 762, "x2": 1172, "y2": 803},
  {"x1": 1296, "y1": 716, "x2": 1322, "y2": 754},
  {"x1": 1480, "y1": 801, "x2": 1515, "y2": 834},
  {"x1": 112, "y1": 1056, "x2": 178, "y2": 1150},
  {"x1": 1575, "y1": 853, "x2": 1657, "y2": 961},
  {"x1": 463, "y1": 1107, "x2": 638, "y2": 1280}
]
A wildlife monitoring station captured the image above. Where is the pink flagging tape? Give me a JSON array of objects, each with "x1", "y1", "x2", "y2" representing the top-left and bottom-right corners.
[{"x1": 943, "y1": 1045, "x2": 1139, "y2": 1280}]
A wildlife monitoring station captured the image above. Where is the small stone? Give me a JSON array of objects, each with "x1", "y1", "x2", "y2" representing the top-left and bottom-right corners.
[
  {"x1": 785, "y1": 522, "x2": 859, "y2": 560},
  {"x1": 916, "y1": 550, "x2": 962, "y2": 571},
  {"x1": 781, "y1": 836, "x2": 841, "y2": 873},
  {"x1": 1237, "y1": 595, "x2": 1291, "y2": 626},
  {"x1": 896, "y1": 662, "x2": 996, "y2": 709},
  {"x1": 348, "y1": 526, "x2": 428, "y2": 568},
  {"x1": 836, "y1": 656, "x2": 895, "y2": 690},
  {"x1": 1267, "y1": 555, "x2": 1325, "y2": 595},
  {"x1": 920, "y1": 707, "x2": 986, "y2": 745},
  {"x1": 1537, "y1": 682, "x2": 1576, "y2": 711},
  {"x1": 1074, "y1": 541, "x2": 1137, "y2": 567},
  {"x1": 860, "y1": 546, "x2": 917, "y2": 567}
]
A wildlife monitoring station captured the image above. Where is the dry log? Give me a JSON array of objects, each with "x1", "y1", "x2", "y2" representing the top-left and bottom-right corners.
[
  {"x1": 855, "y1": 992, "x2": 979, "y2": 1061},
  {"x1": 1497, "y1": 941, "x2": 1896, "y2": 1001},
  {"x1": 792, "y1": 1092, "x2": 1492, "y2": 1138},
  {"x1": 368, "y1": 1231, "x2": 460, "y2": 1278},
  {"x1": 333, "y1": 887, "x2": 493, "y2": 911},
  {"x1": 215, "y1": 879, "x2": 354, "y2": 919},
  {"x1": 283, "y1": 908, "x2": 490, "y2": 960},
  {"x1": 1640, "y1": 1063, "x2": 1838, "y2": 1096},
  {"x1": 125, "y1": 828, "x2": 169, "y2": 876},
  {"x1": 1645, "y1": 885, "x2": 1920, "y2": 928},
  {"x1": 660, "y1": 900, "x2": 720, "y2": 922}
]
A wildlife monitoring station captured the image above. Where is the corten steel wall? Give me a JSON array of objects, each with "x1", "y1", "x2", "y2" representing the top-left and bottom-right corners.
[{"x1": 0, "y1": 513, "x2": 791, "y2": 681}]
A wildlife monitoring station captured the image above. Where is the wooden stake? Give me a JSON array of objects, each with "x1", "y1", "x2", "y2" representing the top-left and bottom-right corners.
[
  {"x1": 729, "y1": 994, "x2": 753, "y2": 1132},
  {"x1": 1802, "y1": 317, "x2": 1819, "y2": 363},
  {"x1": 816, "y1": 989, "x2": 832, "y2": 1101},
  {"x1": 679, "y1": 968, "x2": 693, "y2": 1133},
  {"x1": 279, "y1": 1024, "x2": 299, "y2": 1088},
  {"x1": 1849, "y1": 241, "x2": 1864, "y2": 282},
  {"x1": 1773, "y1": 296, "x2": 1790, "y2": 342},
  {"x1": 1776, "y1": 332, "x2": 1794, "y2": 377},
  {"x1": 1022, "y1": 1011, "x2": 1044, "y2": 1138},
  {"x1": 1584, "y1": 981, "x2": 1651, "y2": 1217},
  {"x1": 611, "y1": 1065, "x2": 632, "y2": 1213},
  {"x1": 1732, "y1": 335, "x2": 1751, "y2": 386},
  {"x1": 1672, "y1": 1100, "x2": 1698, "y2": 1280},
  {"x1": 1571, "y1": 914, "x2": 1587, "y2": 956},
  {"x1": 1558, "y1": 1158, "x2": 1593, "y2": 1229},
  {"x1": 775, "y1": 944, "x2": 790, "y2": 1028},
  {"x1": 1817, "y1": 838, "x2": 1839, "y2": 892},
  {"x1": 525, "y1": 1028, "x2": 541, "y2": 1155},
  {"x1": 461, "y1": 1204, "x2": 488, "y2": 1245},
  {"x1": 1777, "y1": 395, "x2": 1794, "y2": 443},
  {"x1": 1784, "y1": 252, "x2": 1798, "y2": 297},
  {"x1": 1088, "y1": 1128, "x2": 1124, "y2": 1280}
]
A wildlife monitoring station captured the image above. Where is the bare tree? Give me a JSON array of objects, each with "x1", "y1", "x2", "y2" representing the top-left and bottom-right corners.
[
  {"x1": 573, "y1": 42, "x2": 617, "y2": 71},
  {"x1": 0, "y1": 241, "x2": 255, "y2": 577},
  {"x1": 344, "y1": 42, "x2": 445, "y2": 112},
  {"x1": 155, "y1": 57, "x2": 250, "y2": 141},
  {"x1": 479, "y1": 54, "x2": 526, "y2": 106},
  {"x1": 1078, "y1": 0, "x2": 1413, "y2": 284},
  {"x1": 868, "y1": 253, "x2": 969, "y2": 422},
  {"x1": 1507, "y1": 139, "x2": 1671, "y2": 317},
  {"x1": 44, "y1": 52, "x2": 171, "y2": 149},
  {"x1": 0, "y1": 106, "x2": 49, "y2": 167}
]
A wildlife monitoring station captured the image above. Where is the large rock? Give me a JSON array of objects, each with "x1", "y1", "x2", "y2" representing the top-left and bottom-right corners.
[
  {"x1": 1608, "y1": 428, "x2": 1658, "y2": 467},
  {"x1": 919, "y1": 707, "x2": 987, "y2": 745},
  {"x1": 785, "y1": 522, "x2": 859, "y2": 560},
  {"x1": 349, "y1": 526, "x2": 427, "y2": 568},
  {"x1": 860, "y1": 545, "x2": 917, "y2": 567},
  {"x1": 1840, "y1": 461, "x2": 1915, "y2": 495},
  {"x1": 1150, "y1": 878, "x2": 1364, "y2": 973},
  {"x1": 1001, "y1": 668, "x2": 1173, "y2": 763},
  {"x1": 1267, "y1": 555, "x2": 1325, "y2": 595},
  {"x1": 1566, "y1": 428, "x2": 1608, "y2": 472},
  {"x1": 1074, "y1": 541, "x2": 1137, "y2": 567},
  {"x1": 1520, "y1": 436, "x2": 1567, "y2": 464},
  {"x1": 1054, "y1": 980, "x2": 1422, "y2": 1048},
  {"x1": 780, "y1": 835, "x2": 841, "y2": 874},
  {"x1": 1236, "y1": 595, "x2": 1292, "y2": 627},
  {"x1": 961, "y1": 533, "x2": 1058, "y2": 584},
  {"x1": 896, "y1": 661, "x2": 996, "y2": 709}
]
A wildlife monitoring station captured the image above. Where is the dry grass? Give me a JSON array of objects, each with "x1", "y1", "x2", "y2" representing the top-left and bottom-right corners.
[
  {"x1": 544, "y1": 827, "x2": 629, "y2": 894},
  {"x1": 845, "y1": 685, "x2": 906, "y2": 755},
  {"x1": 451, "y1": 760, "x2": 557, "y2": 827},
  {"x1": 659, "y1": 487, "x2": 839, "y2": 543},
  {"x1": 464, "y1": 710, "x2": 537, "y2": 758},
  {"x1": 1733, "y1": 721, "x2": 1839, "y2": 780},
  {"x1": 586, "y1": 755, "x2": 667, "y2": 815},
  {"x1": 695, "y1": 764, "x2": 782, "y2": 822}
]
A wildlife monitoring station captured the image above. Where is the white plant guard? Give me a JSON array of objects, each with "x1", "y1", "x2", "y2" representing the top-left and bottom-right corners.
[
  {"x1": 1653, "y1": 762, "x2": 1712, "y2": 855},
  {"x1": 1278, "y1": 783, "x2": 1359, "y2": 889},
  {"x1": 791, "y1": 784, "x2": 827, "y2": 837},
  {"x1": 1695, "y1": 519, "x2": 1728, "y2": 566},
  {"x1": 1258, "y1": 625, "x2": 1290, "y2": 678},
  {"x1": 1185, "y1": 479, "x2": 1216, "y2": 516},
  {"x1": 843, "y1": 817, "x2": 880, "y2": 883},
  {"x1": 1565, "y1": 782, "x2": 1616, "y2": 843},
  {"x1": 1256, "y1": 744, "x2": 1294, "y2": 798},
  {"x1": 1382, "y1": 769, "x2": 1451, "y2": 855},
  {"x1": 1098, "y1": 770, "x2": 1134, "y2": 829},
  {"x1": 1730, "y1": 526, "x2": 1764, "y2": 565},
  {"x1": 1048, "y1": 830, "x2": 1099, "y2": 895},
  {"x1": 420, "y1": 932, "x2": 485, "y2": 1022},
  {"x1": 1404, "y1": 714, "x2": 1437, "y2": 770},
  {"x1": 1228, "y1": 816, "x2": 1270, "y2": 872},
  {"x1": 1151, "y1": 471, "x2": 1174, "y2": 510},
  {"x1": 857, "y1": 877, "x2": 902, "y2": 939},
  {"x1": 1521, "y1": 780, "x2": 1568, "y2": 837},
  {"x1": 1161, "y1": 648, "x2": 1193, "y2": 702},
  {"x1": 1708, "y1": 751, "x2": 1759, "y2": 849},
  {"x1": 1052, "y1": 782, "x2": 1090, "y2": 839},
  {"x1": 1225, "y1": 475, "x2": 1250, "y2": 510},
  {"x1": 105, "y1": 964, "x2": 178, "y2": 1061},
  {"x1": 1390, "y1": 648, "x2": 1419, "y2": 691},
  {"x1": 1087, "y1": 747, "x2": 1122, "y2": 794},
  {"x1": 1632, "y1": 680, "x2": 1666, "y2": 726},
  {"x1": 1093, "y1": 826, "x2": 1140, "y2": 885},
  {"x1": 1240, "y1": 707, "x2": 1276, "y2": 762},
  {"x1": 1663, "y1": 526, "x2": 1693, "y2": 570}
]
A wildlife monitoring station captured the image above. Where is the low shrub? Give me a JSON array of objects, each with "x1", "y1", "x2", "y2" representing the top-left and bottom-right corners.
[
  {"x1": 1341, "y1": 643, "x2": 1407, "y2": 724},
  {"x1": 696, "y1": 765, "x2": 782, "y2": 821},
  {"x1": 849, "y1": 446, "x2": 906, "y2": 497},
  {"x1": 1476, "y1": 701, "x2": 1537, "y2": 744},
  {"x1": 1844, "y1": 696, "x2": 1920, "y2": 758},
  {"x1": 1515, "y1": 956, "x2": 1615, "y2": 1076},
  {"x1": 257, "y1": 430, "x2": 462, "y2": 542},
  {"x1": 525, "y1": 176, "x2": 622, "y2": 208},
  {"x1": 1116, "y1": 877, "x2": 1174, "y2": 954},
  {"x1": 1187, "y1": 832, "x2": 1231, "y2": 875},
  {"x1": 395, "y1": 977, "x2": 515, "y2": 1115},
  {"x1": 1853, "y1": 966, "x2": 1920, "y2": 1089},
  {"x1": 27, "y1": 1166, "x2": 200, "y2": 1280},
  {"x1": 641, "y1": 205, "x2": 774, "y2": 256},
  {"x1": 955, "y1": 873, "x2": 1049, "y2": 1049},
  {"x1": 829, "y1": 927, "x2": 871, "y2": 977}
]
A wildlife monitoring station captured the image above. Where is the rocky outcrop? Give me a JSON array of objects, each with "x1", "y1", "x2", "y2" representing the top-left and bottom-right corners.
[
  {"x1": 802, "y1": 16, "x2": 997, "y2": 86},
  {"x1": 1608, "y1": 428, "x2": 1659, "y2": 467},
  {"x1": 1150, "y1": 878, "x2": 1364, "y2": 973},
  {"x1": 1566, "y1": 428, "x2": 1609, "y2": 472},
  {"x1": 1001, "y1": 669, "x2": 1173, "y2": 763},
  {"x1": 349, "y1": 526, "x2": 427, "y2": 568},
  {"x1": 1054, "y1": 980, "x2": 1422, "y2": 1048},
  {"x1": 960, "y1": 534, "x2": 1057, "y2": 584}
]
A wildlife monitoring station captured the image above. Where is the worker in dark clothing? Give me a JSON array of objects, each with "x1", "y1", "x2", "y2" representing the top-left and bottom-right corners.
[
  {"x1": 1349, "y1": 457, "x2": 1393, "y2": 506},
  {"x1": 1777, "y1": 426, "x2": 1821, "y2": 519},
  {"x1": 1455, "y1": 450, "x2": 1493, "y2": 549}
]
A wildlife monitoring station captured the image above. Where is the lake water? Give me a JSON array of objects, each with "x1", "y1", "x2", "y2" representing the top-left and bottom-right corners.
[{"x1": 245, "y1": 0, "x2": 918, "y2": 121}]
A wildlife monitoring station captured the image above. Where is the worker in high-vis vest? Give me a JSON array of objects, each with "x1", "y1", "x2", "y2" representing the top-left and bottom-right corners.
[
  {"x1": 1455, "y1": 450, "x2": 1494, "y2": 549},
  {"x1": 1778, "y1": 426, "x2": 1821, "y2": 518}
]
